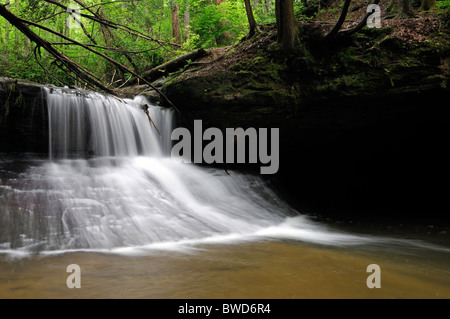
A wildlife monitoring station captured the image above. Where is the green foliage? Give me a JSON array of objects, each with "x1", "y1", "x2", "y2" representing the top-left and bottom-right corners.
[
  {"x1": 0, "y1": 0, "x2": 178, "y2": 86},
  {"x1": 437, "y1": 0, "x2": 450, "y2": 11},
  {"x1": 253, "y1": 0, "x2": 276, "y2": 24},
  {"x1": 0, "y1": 0, "x2": 317, "y2": 87},
  {"x1": 19, "y1": 0, "x2": 55, "y2": 22},
  {"x1": 190, "y1": 0, "x2": 247, "y2": 48},
  {"x1": 181, "y1": 31, "x2": 201, "y2": 52},
  {"x1": 294, "y1": 0, "x2": 319, "y2": 20}
]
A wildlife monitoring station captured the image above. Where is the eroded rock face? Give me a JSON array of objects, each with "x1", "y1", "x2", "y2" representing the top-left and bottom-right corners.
[
  {"x1": 162, "y1": 26, "x2": 449, "y2": 131},
  {"x1": 0, "y1": 78, "x2": 48, "y2": 154},
  {"x1": 160, "y1": 26, "x2": 450, "y2": 220},
  {"x1": 1, "y1": 22, "x2": 449, "y2": 221}
]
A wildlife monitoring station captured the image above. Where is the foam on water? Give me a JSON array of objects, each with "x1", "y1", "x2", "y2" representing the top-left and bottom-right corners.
[{"x1": 0, "y1": 87, "x2": 449, "y2": 258}]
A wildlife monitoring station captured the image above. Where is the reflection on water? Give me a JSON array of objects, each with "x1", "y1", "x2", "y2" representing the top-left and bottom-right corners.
[{"x1": 1, "y1": 241, "x2": 450, "y2": 299}]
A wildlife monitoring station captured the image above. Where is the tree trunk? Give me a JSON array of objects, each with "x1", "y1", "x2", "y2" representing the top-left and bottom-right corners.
[
  {"x1": 23, "y1": 38, "x2": 30, "y2": 55},
  {"x1": 171, "y1": 2, "x2": 181, "y2": 45},
  {"x1": 420, "y1": 0, "x2": 436, "y2": 11},
  {"x1": 184, "y1": 1, "x2": 190, "y2": 42},
  {"x1": 386, "y1": 0, "x2": 398, "y2": 14},
  {"x1": 323, "y1": 0, "x2": 352, "y2": 40},
  {"x1": 5, "y1": 22, "x2": 9, "y2": 44},
  {"x1": 215, "y1": 0, "x2": 230, "y2": 45},
  {"x1": 275, "y1": 0, "x2": 296, "y2": 52},
  {"x1": 0, "y1": 3, "x2": 112, "y2": 93},
  {"x1": 14, "y1": 0, "x2": 20, "y2": 52},
  {"x1": 395, "y1": 0, "x2": 414, "y2": 18},
  {"x1": 2, "y1": 2, "x2": 8, "y2": 56},
  {"x1": 337, "y1": 0, "x2": 381, "y2": 37},
  {"x1": 0, "y1": 2, "x2": 178, "y2": 111},
  {"x1": 244, "y1": 0, "x2": 258, "y2": 37}
]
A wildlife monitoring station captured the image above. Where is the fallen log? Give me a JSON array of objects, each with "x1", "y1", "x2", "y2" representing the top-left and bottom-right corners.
[{"x1": 133, "y1": 48, "x2": 208, "y2": 84}]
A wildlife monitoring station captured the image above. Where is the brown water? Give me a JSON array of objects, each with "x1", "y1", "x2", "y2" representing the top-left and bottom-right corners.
[
  {"x1": 2, "y1": 89, "x2": 450, "y2": 300},
  {"x1": 1, "y1": 241, "x2": 449, "y2": 299}
]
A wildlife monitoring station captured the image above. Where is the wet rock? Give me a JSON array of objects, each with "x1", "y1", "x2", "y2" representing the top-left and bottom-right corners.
[{"x1": 0, "y1": 78, "x2": 48, "y2": 154}]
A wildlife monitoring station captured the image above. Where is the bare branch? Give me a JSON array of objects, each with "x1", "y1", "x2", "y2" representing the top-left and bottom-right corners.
[
  {"x1": 42, "y1": 0, "x2": 181, "y2": 48},
  {"x1": 33, "y1": 46, "x2": 67, "y2": 87},
  {"x1": 0, "y1": 4, "x2": 113, "y2": 94},
  {"x1": 82, "y1": 0, "x2": 137, "y2": 11},
  {"x1": 36, "y1": 9, "x2": 66, "y2": 24},
  {"x1": 323, "y1": 0, "x2": 352, "y2": 40},
  {"x1": 51, "y1": 42, "x2": 161, "y2": 54},
  {"x1": 14, "y1": 10, "x2": 179, "y2": 113},
  {"x1": 338, "y1": 0, "x2": 381, "y2": 36}
]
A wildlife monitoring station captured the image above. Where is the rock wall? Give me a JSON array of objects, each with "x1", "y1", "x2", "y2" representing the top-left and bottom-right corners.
[
  {"x1": 161, "y1": 26, "x2": 450, "y2": 221},
  {"x1": 0, "y1": 78, "x2": 48, "y2": 154}
]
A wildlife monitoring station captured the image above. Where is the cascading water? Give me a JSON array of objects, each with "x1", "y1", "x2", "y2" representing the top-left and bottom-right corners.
[
  {"x1": 47, "y1": 88, "x2": 174, "y2": 159},
  {"x1": 0, "y1": 87, "x2": 448, "y2": 256}
]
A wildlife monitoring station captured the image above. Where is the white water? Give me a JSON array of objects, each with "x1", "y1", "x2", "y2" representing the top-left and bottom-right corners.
[
  {"x1": 47, "y1": 88, "x2": 174, "y2": 158},
  {"x1": 0, "y1": 87, "x2": 448, "y2": 257}
]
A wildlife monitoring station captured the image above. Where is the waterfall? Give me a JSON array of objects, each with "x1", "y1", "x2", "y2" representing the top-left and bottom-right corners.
[
  {"x1": 1, "y1": 87, "x2": 288, "y2": 252},
  {"x1": 1, "y1": 86, "x2": 435, "y2": 257},
  {"x1": 46, "y1": 88, "x2": 174, "y2": 159}
]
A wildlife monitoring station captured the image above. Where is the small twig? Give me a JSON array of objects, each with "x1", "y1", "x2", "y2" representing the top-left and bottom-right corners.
[
  {"x1": 34, "y1": 46, "x2": 68, "y2": 87},
  {"x1": 51, "y1": 42, "x2": 161, "y2": 54},
  {"x1": 142, "y1": 104, "x2": 161, "y2": 135},
  {"x1": 108, "y1": 69, "x2": 116, "y2": 87},
  {"x1": 43, "y1": 0, "x2": 181, "y2": 48},
  {"x1": 116, "y1": 73, "x2": 133, "y2": 89}
]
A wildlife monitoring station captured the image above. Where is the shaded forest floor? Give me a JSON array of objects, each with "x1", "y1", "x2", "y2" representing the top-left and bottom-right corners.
[
  {"x1": 158, "y1": 1, "x2": 449, "y2": 119},
  {"x1": 183, "y1": 0, "x2": 449, "y2": 80}
]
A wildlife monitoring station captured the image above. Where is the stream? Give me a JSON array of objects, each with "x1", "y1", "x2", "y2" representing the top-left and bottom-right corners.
[{"x1": 1, "y1": 87, "x2": 449, "y2": 298}]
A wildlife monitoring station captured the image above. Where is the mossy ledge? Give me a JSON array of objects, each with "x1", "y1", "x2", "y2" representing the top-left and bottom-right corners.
[{"x1": 160, "y1": 19, "x2": 450, "y2": 221}]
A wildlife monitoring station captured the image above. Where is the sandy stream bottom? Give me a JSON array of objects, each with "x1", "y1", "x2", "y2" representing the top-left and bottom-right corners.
[{"x1": 1, "y1": 241, "x2": 449, "y2": 299}]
